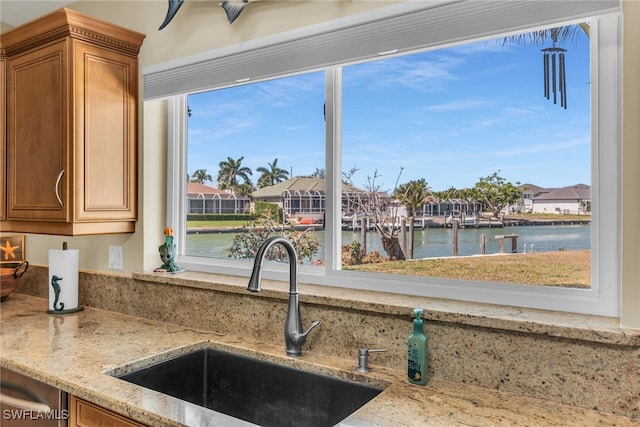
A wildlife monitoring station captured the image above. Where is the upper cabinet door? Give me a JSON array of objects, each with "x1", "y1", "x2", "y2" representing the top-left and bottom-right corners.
[
  {"x1": 73, "y1": 40, "x2": 138, "y2": 224},
  {"x1": 7, "y1": 40, "x2": 70, "y2": 223}
]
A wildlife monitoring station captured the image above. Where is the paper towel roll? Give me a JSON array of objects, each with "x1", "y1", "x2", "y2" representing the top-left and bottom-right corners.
[{"x1": 48, "y1": 249, "x2": 79, "y2": 311}]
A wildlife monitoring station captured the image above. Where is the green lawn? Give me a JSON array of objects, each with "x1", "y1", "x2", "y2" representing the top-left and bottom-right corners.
[
  {"x1": 346, "y1": 250, "x2": 591, "y2": 288},
  {"x1": 187, "y1": 220, "x2": 248, "y2": 228}
]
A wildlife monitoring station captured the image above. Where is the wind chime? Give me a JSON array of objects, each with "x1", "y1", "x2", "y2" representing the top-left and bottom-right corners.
[{"x1": 541, "y1": 28, "x2": 567, "y2": 109}]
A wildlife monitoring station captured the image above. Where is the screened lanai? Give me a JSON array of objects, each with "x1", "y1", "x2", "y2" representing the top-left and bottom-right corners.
[{"x1": 187, "y1": 183, "x2": 250, "y2": 214}]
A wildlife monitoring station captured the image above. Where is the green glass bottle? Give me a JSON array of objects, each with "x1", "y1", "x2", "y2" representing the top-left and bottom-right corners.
[{"x1": 407, "y1": 308, "x2": 428, "y2": 386}]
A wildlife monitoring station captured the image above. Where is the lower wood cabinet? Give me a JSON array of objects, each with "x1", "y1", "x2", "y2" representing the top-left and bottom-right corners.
[{"x1": 69, "y1": 396, "x2": 148, "y2": 427}]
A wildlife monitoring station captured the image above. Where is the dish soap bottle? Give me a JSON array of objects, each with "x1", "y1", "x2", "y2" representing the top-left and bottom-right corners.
[{"x1": 408, "y1": 308, "x2": 428, "y2": 385}]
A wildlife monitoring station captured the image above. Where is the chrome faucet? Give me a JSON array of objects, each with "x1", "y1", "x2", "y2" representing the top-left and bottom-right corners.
[{"x1": 247, "y1": 236, "x2": 320, "y2": 357}]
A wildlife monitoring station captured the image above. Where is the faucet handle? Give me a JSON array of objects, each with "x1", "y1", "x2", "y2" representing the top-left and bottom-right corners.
[{"x1": 356, "y1": 347, "x2": 388, "y2": 372}]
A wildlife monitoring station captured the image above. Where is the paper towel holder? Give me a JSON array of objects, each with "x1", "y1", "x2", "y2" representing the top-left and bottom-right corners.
[
  {"x1": 46, "y1": 242, "x2": 84, "y2": 315},
  {"x1": 46, "y1": 276, "x2": 83, "y2": 314}
]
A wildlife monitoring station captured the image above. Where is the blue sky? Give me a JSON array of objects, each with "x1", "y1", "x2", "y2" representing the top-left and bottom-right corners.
[{"x1": 187, "y1": 28, "x2": 590, "y2": 193}]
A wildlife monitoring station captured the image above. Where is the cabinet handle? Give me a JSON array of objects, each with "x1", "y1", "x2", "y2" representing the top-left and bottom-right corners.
[
  {"x1": 0, "y1": 392, "x2": 51, "y2": 412},
  {"x1": 0, "y1": 382, "x2": 52, "y2": 412},
  {"x1": 55, "y1": 170, "x2": 64, "y2": 208}
]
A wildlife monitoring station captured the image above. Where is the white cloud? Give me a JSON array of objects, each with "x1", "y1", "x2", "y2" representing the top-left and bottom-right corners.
[{"x1": 425, "y1": 98, "x2": 494, "y2": 111}]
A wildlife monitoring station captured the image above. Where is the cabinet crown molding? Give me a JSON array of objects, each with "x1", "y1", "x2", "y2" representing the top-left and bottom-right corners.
[{"x1": 1, "y1": 8, "x2": 145, "y2": 57}]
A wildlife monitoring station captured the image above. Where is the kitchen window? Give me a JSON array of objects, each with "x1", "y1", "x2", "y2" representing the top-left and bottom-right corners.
[{"x1": 147, "y1": 1, "x2": 621, "y2": 317}]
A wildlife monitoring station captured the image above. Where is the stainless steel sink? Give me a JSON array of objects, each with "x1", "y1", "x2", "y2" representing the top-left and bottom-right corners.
[{"x1": 115, "y1": 348, "x2": 383, "y2": 427}]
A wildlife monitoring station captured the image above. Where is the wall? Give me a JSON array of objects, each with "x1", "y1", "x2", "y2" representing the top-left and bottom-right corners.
[
  {"x1": 5, "y1": 0, "x2": 640, "y2": 328},
  {"x1": 621, "y1": 0, "x2": 640, "y2": 328}
]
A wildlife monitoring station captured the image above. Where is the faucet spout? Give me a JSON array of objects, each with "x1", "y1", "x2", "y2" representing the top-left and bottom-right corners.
[{"x1": 247, "y1": 236, "x2": 320, "y2": 357}]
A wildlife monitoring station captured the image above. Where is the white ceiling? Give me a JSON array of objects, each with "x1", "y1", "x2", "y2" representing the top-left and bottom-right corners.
[{"x1": 1, "y1": 1, "x2": 75, "y2": 27}]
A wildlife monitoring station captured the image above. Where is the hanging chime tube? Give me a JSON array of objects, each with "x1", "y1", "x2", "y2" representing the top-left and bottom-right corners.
[
  {"x1": 552, "y1": 52, "x2": 557, "y2": 104},
  {"x1": 543, "y1": 53, "x2": 549, "y2": 99},
  {"x1": 560, "y1": 52, "x2": 567, "y2": 109}
]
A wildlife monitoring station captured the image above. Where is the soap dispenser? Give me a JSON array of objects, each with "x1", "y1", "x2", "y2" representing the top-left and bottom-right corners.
[{"x1": 407, "y1": 308, "x2": 428, "y2": 386}]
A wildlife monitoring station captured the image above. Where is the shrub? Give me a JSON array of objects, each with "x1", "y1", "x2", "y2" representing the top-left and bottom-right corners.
[
  {"x1": 254, "y1": 201, "x2": 283, "y2": 223},
  {"x1": 227, "y1": 211, "x2": 319, "y2": 263},
  {"x1": 341, "y1": 241, "x2": 363, "y2": 266},
  {"x1": 362, "y1": 250, "x2": 388, "y2": 264}
]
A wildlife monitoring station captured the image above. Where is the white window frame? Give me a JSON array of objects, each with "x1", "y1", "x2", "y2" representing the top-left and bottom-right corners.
[{"x1": 151, "y1": 1, "x2": 621, "y2": 317}]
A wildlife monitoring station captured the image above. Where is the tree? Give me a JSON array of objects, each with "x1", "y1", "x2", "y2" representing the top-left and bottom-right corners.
[
  {"x1": 502, "y1": 24, "x2": 588, "y2": 47},
  {"x1": 345, "y1": 170, "x2": 406, "y2": 261},
  {"x1": 217, "y1": 156, "x2": 253, "y2": 192},
  {"x1": 468, "y1": 171, "x2": 522, "y2": 219},
  {"x1": 227, "y1": 210, "x2": 320, "y2": 263},
  {"x1": 256, "y1": 158, "x2": 289, "y2": 188},
  {"x1": 235, "y1": 182, "x2": 255, "y2": 198},
  {"x1": 342, "y1": 166, "x2": 359, "y2": 186},
  {"x1": 310, "y1": 166, "x2": 359, "y2": 186},
  {"x1": 311, "y1": 167, "x2": 325, "y2": 178},
  {"x1": 190, "y1": 169, "x2": 212, "y2": 184},
  {"x1": 395, "y1": 179, "x2": 431, "y2": 259},
  {"x1": 434, "y1": 186, "x2": 462, "y2": 201},
  {"x1": 396, "y1": 179, "x2": 431, "y2": 217}
]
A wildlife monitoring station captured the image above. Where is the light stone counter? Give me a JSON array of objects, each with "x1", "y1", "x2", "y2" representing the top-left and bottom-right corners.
[{"x1": 1, "y1": 294, "x2": 637, "y2": 427}]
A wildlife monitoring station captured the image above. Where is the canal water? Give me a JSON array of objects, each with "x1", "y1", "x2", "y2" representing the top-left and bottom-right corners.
[{"x1": 186, "y1": 224, "x2": 591, "y2": 261}]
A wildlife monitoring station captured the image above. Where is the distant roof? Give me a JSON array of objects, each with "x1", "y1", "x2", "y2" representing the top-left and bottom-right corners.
[
  {"x1": 252, "y1": 177, "x2": 359, "y2": 199},
  {"x1": 518, "y1": 183, "x2": 546, "y2": 193},
  {"x1": 187, "y1": 182, "x2": 249, "y2": 199},
  {"x1": 187, "y1": 183, "x2": 228, "y2": 195},
  {"x1": 534, "y1": 184, "x2": 590, "y2": 201}
]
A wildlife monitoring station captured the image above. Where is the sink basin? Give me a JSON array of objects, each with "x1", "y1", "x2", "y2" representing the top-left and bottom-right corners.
[{"x1": 115, "y1": 348, "x2": 383, "y2": 427}]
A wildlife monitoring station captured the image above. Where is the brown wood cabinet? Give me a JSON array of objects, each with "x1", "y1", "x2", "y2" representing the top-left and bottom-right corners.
[
  {"x1": 1, "y1": 9, "x2": 144, "y2": 235},
  {"x1": 69, "y1": 396, "x2": 149, "y2": 427},
  {"x1": 1, "y1": 46, "x2": 6, "y2": 222}
]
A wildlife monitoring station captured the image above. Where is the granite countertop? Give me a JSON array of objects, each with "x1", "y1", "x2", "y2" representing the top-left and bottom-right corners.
[{"x1": 1, "y1": 294, "x2": 637, "y2": 427}]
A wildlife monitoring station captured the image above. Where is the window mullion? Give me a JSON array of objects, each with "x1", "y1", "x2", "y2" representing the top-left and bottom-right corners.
[{"x1": 324, "y1": 67, "x2": 343, "y2": 272}]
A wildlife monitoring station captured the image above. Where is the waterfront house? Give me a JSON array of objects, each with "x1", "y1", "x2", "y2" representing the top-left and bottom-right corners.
[
  {"x1": 519, "y1": 183, "x2": 546, "y2": 213},
  {"x1": 420, "y1": 198, "x2": 484, "y2": 218},
  {"x1": 531, "y1": 184, "x2": 591, "y2": 215},
  {"x1": 187, "y1": 183, "x2": 250, "y2": 215},
  {"x1": 252, "y1": 177, "x2": 360, "y2": 222}
]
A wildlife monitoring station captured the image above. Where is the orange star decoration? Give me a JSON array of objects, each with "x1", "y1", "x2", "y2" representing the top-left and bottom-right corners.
[{"x1": 0, "y1": 240, "x2": 20, "y2": 260}]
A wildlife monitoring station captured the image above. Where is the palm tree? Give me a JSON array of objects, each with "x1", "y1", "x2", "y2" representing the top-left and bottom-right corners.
[
  {"x1": 397, "y1": 179, "x2": 431, "y2": 217},
  {"x1": 256, "y1": 158, "x2": 289, "y2": 188},
  {"x1": 235, "y1": 182, "x2": 255, "y2": 198},
  {"x1": 503, "y1": 24, "x2": 588, "y2": 47},
  {"x1": 190, "y1": 169, "x2": 212, "y2": 184},
  {"x1": 433, "y1": 186, "x2": 470, "y2": 202},
  {"x1": 217, "y1": 156, "x2": 253, "y2": 192},
  {"x1": 396, "y1": 179, "x2": 431, "y2": 259}
]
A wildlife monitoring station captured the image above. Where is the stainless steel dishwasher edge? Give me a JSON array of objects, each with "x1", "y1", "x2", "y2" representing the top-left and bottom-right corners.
[{"x1": 1, "y1": 368, "x2": 68, "y2": 427}]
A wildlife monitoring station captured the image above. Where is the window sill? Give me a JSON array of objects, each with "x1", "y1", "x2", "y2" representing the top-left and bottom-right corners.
[{"x1": 133, "y1": 270, "x2": 639, "y2": 347}]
